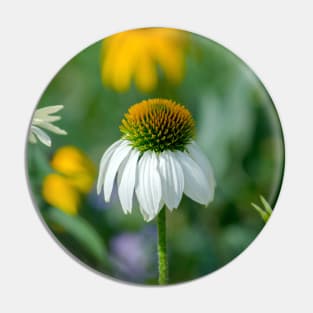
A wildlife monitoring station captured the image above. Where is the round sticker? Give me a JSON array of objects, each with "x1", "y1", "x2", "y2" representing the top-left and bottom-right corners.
[{"x1": 26, "y1": 27, "x2": 284, "y2": 285}]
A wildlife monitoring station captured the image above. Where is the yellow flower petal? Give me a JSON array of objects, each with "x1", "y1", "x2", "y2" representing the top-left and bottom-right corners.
[
  {"x1": 50, "y1": 146, "x2": 96, "y2": 193},
  {"x1": 101, "y1": 28, "x2": 188, "y2": 92},
  {"x1": 42, "y1": 174, "x2": 80, "y2": 215},
  {"x1": 111, "y1": 35, "x2": 142, "y2": 92},
  {"x1": 101, "y1": 34, "x2": 125, "y2": 87},
  {"x1": 134, "y1": 52, "x2": 157, "y2": 92},
  {"x1": 153, "y1": 39, "x2": 184, "y2": 84}
]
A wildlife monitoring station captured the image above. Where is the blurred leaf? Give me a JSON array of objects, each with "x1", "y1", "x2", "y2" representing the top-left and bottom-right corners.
[
  {"x1": 45, "y1": 207, "x2": 109, "y2": 267},
  {"x1": 30, "y1": 144, "x2": 52, "y2": 178},
  {"x1": 220, "y1": 225, "x2": 254, "y2": 259},
  {"x1": 260, "y1": 195, "x2": 273, "y2": 215},
  {"x1": 251, "y1": 195, "x2": 272, "y2": 223}
]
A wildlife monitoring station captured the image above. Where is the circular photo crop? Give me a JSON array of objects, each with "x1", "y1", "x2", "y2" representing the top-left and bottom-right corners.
[{"x1": 26, "y1": 27, "x2": 284, "y2": 285}]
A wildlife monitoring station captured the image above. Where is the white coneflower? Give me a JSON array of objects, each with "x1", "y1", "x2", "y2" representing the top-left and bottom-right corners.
[
  {"x1": 29, "y1": 105, "x2": 67, "y2": 147},
  {"x1": 97, "y1": 98, "x2": 215, "y2": 222}
]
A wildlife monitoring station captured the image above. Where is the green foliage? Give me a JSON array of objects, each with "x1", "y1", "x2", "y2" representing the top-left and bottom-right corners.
[
  {"x1": 45, "y1": 208, "x2": 109, "y2": 267},
  {"x1": 251, "y1": 195, "x2": 273, "y2": 223}
]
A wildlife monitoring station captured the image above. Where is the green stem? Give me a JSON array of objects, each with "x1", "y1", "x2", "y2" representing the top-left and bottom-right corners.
[{"x1": 157, "y1": 208, "x2": 168, "y2": 285}]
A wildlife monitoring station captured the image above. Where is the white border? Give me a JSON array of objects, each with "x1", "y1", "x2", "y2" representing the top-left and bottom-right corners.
[{"x1": 1, "y1": 1, "x2": 313, "y2": 312}]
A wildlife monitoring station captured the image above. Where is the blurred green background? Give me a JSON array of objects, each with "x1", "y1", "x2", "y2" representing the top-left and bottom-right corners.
[{"x1": 27, "y1": 29, "x2": 284, "y2": 285}]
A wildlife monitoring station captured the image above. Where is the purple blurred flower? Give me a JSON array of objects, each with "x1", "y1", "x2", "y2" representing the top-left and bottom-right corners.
[{"x1": 109, "y1": 226, "x2": 157, "y2": 283}]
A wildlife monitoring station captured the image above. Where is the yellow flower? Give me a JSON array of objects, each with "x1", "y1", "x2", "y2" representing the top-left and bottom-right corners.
[
  {"x1": 43, "y1": 174, "x2": 80, "y2": 215},
  {"x1": 50, "y1": 146, "x2": 96, "y2": 193},
  {"x1": 101, "y1": 28, "x2": 187, "y2": 92},
  {"x1": 42, "y1": 146, "x2": 96, "y2": 215}
]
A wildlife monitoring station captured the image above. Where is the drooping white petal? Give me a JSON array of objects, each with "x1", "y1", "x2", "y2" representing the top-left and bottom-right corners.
[
  {"x1": 28, "y1": 131, "x2": 37, "y2": 143},
  {"x1": 139, "y1": 200, "x2": 164, "y2": 222},
  {"x1": 103, "y1": 141, "x2": 132, "y2": 202},
  {"x1": 139, "y1": 206, "x2": 151, "y2": 222},
  {"x1": 158, "y1": 151, "x2": 184, "y2": 210},
  {"x1": 135, "y1": 151, "x2": 162, "y2": 221},
  {"x1": 175, "y1": 151, "x2": 213, "y2": 205},
  {"x1": 33, "y1": 115, "x2": 61, "y2": 124},
  {"x1": 34, "y1": 105, "x2": 64, "y2": 117},
  {"x1": 136, "y1": 152, "x2": 153, "y2": 220},
  {"x1": 187, "y1": 141, "x2": 216, "y2": 190},
  {"x1": 117, "y1": 149, "x2": 140, "y2": 214},
  {"x1": 38, "y1": 121, "x2": 67, "y2": 135},
  {"x1": 135, "y1": 156, "x2": 149, "y2": 219},
  {"x1": 97, "y1": 139, "x2": 124, "y2": 194},
  {"x1": 30, "y1": 126, "x2": 51, "y2": 147}
]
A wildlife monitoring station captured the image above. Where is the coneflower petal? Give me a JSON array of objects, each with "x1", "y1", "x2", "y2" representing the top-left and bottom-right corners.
[
  {"x1": 38, "y1": 121, "x2": 67, "y2": 135},
  {"x1": 97, "y1": 139, "x2": 123, "y2": 194},
  {"x1": 136, "y1": 151, "x2": 162, "y2": 221},
  {"x1": 103, "y1": 140, "x2": 132, "y2": 202},
  {"x1": 30, "y1": 126, "x2": 51, "y2": 147},
  {"x1": 175, "y1": 151, "x2": 212, "y2": 205},
  {"x1": 33, "y1": 115, "x2": 61, "y2": 124},
  {"x1": 34, "y1": 105, "x2": 64, "y2": 117},
  {"x1": 158, "y1": 151, "x2": 184, "y2": 210},
  {"x1": 136, "y1": 153, "x2": 151, "y2": 220},
  {"x1": 117, "y1": 149, "x2": 140, "y2": 214},
  {"x1": 187, "y1": 141, "x2": 216, "y2": 192},
  {"x1": 28, "y1": 130, "x2": 37, "y2": 144}
]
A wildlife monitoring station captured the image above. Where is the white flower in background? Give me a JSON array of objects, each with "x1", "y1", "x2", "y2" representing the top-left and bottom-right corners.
[
  {"x1": 29, "y1": 105, "x2": 67, "y2": 147},
  {"x1": 97, "y1": 99, "x2": 216, "y2": 222}
]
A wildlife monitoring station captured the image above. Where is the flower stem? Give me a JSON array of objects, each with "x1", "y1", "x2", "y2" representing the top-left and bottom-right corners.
[{"x1": 157, "y1": 208, "x2": 168, "y2": 285}]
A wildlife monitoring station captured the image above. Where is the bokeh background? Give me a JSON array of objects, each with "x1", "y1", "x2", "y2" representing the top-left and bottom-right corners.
[{"x1": 26, "y1": 28, "x2": 284, "y2": 285}]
